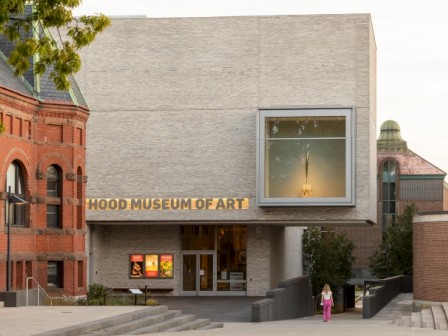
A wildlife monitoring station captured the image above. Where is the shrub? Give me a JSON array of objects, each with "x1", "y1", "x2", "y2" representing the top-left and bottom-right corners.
[
  {"x1": 302, "y1": 227, "x2": 356, "y2": 300},
  {"x1": 86, "y1": 283, "x2": 108, "y2": 305}
]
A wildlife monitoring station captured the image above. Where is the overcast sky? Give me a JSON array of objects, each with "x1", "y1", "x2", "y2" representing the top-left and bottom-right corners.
[{"x1": 74, "y1": 1, "x2": 448, "y2": 179}]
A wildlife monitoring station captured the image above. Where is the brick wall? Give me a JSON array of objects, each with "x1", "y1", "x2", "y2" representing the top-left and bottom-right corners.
[
  {"x1": 444, "y1": 187, "x2": 448, "y2": 210},
  {"x1": 90, "y1": 225, "x2": 180, "y2": 293},
  {"x1": 78, "y1": 14, "x2": 377, "y2": 225},
  {"x1": 413, "y1": 213, "x2": 448, "y2": 302},
  {"x1": 329, "y1": 224, "x2": 381, "y2": 275},
  {"x1": 0, "y1": 88, "x2": 88, "y2": 296}
]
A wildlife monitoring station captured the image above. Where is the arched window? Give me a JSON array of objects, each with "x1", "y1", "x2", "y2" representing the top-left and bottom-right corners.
[
  {"x1": 6, "y1": 161, "x2": 26, "y2": 226},
  {"x1": 381, "y1": 160, "x2": 396, "y2": 232},
  {"x1": 46, "y1": 165, "x2": 62, "y2": 228},
  {"x1": 46, "y1": 166, "x2": 61, "y2": 197}
]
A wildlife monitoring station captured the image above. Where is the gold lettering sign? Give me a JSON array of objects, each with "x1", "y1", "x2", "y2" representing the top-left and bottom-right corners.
[{"x1": 86, "y1": 198, "x2": 249, "y2": 211}]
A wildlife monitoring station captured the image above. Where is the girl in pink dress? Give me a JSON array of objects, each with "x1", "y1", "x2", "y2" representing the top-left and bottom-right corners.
[{"x1": 321, "y1": 283, "x2": 334, "y2": 322}]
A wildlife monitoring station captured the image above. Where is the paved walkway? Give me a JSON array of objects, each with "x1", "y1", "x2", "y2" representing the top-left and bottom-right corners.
[{"x1": 0, "y1": 293, "x2": 441, "y2": 336}]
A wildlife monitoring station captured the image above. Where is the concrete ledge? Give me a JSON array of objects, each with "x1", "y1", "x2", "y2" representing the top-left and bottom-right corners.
[
  {"x1": 362, "y1": 275, "x2": 408, "y2": 318},
  {"x1": 252, "y1": 276, "x2": 314, "y2": 322},
  {"x1": 0, "y1": 289, "x2": 41, "y2": 307},
  {"x1": 252, "y1": 298, "x2": 274, "y2": 322}
]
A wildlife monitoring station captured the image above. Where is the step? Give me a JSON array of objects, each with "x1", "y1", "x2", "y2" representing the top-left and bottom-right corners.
[
  {"x1": 442, "y1": 303, "x2": 448, "y2": 319},
  {"x1": 197, "y1": 322, "x2": 224, "y2": 330},
  {"x1": 34, "y1": 306, "x2": 169, "y2": 336},
  {"x1": 432, "y1": 305, "x2": 448, "y2": 330},
  {"x1": 165, "y1": 318, "x2": 210, "y2": 332},
  {"x1": 88, "y1": 310, "x2": 182, "y2": 336},
  {"x1": 394, "y1": 316, "x2": 411, "y2": 327},
  {"x1": 89, "y1": 306, "x2": 168, "y2": 332},
  {"x1": 398, "y1": 316, "x2": 411, "y2": 327},
  {"x1": 394, "y1": 317, "x2": 405, "y2": 326},
  {"x1": 421, "y1": 308, "x2": 435, "y2": 329},
  {"x1": 125, "y1": 314, "x2": 196, "y2": 334},
  {"x1": 411, "y1": 312, "x2": 422, "y2": 328}
]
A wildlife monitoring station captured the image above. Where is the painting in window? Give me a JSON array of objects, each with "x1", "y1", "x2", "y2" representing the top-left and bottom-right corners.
[{"x1": 258, "y1": 109, "x2": 353, "y2": 206}]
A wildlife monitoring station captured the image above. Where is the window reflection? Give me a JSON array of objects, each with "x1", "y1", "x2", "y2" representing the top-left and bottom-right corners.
[
  {"x1": 46, "y1": 165, "x2": 62, "y2": 228},
  {"x1": 180, "y1": 225, "x2": 247, "y2": 292},
  {"x1": 217, "y1": 226, "x2": 247, "y2": 291},
  {"x1": 6, "y1": 161, "x2": 26, "y2": 226},
  {"x1": 181, "y1": 226, "x2": 215, "y2": 250}
]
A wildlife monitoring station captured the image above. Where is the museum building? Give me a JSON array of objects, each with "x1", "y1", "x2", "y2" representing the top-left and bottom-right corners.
[
  {"x1": 77, "y1": 14, "x2": 378, "y2": 296},
  {"x1": 0, "y1": 20, "x2": 89, "y2": 296}
]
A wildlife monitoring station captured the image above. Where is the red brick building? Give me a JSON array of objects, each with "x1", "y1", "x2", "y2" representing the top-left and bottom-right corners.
[
  {"x1": 0, "y1": 31, "x2": 89, "y2": 297},
  {"x1": 413, "y1": 213, "x2": 448, "y2": 303},
  {"x1": 329, "y1": 120, "x2": 447, "y2": 280},
  {"x1": 377, "y1": 120, "x2": 447, "y2": 227}
]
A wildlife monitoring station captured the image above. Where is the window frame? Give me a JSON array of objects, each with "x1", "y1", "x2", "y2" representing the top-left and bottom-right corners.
[
  {"x1": 5, "y1": 161, "x2": 26, "y2": 226},
  {"x1": 46, "y1": 204, "x2": 61, "y2": 228},
  {"x1": 381, "y1": 160, "x2": 397, "y2": 231},
  {"x1": 47, "y1": 261, "x2": 64, "y2": 288},
  {"x1": 46, "y1": 165, "x2": 61, "y2": 197},
  {"x1": 46, "y1": 165, "x2": 62, "y2": 228},
  {"x1": 256, "y1": 108, "x2": 355, "y2": 206}
]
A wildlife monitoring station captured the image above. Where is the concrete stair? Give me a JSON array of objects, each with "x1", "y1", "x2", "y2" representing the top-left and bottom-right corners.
[
  {"x1": 36, "y1": 305, "x2": 223, "y2": 336},
  {"x1": 394, "y1": 303, "x2": 448, "y2": 330}
]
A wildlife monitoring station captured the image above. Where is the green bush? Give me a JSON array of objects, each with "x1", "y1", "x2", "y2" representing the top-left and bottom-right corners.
[
  {"x1": 86, "y1": 283, "x2": 108, "y2": 305},
  {"x1": 369, "y1": 203, "x2": 416, "y2": 278},
  {"x1": 302, "y1": 227, "x2": 356, "y2": 301}
]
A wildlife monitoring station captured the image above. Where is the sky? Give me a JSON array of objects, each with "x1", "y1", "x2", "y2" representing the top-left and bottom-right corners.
[{"x1": 73, "y1": 0, "x2": 448, "y2": 179}]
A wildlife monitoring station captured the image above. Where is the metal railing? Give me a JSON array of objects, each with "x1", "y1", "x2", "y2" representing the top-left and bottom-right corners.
[{"x1": 26, "y1": 277, "x2": 52, "y2": 306}]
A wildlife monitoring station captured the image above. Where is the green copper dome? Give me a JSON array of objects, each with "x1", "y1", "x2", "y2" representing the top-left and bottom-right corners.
[{"x1": 377, "y1": 120, "x2": 408, "y2": 151}]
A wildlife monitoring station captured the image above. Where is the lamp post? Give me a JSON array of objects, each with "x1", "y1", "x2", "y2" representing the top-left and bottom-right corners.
[{"x1": 6, "y1": 186, "x2": 27, "y2": 292}]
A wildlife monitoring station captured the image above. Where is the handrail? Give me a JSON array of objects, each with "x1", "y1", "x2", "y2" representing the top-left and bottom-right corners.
[
  {"x1": 363, "y1": 280, "x2": 379, "y2": 296},
  {"x1": 26, "y1": 277, "x2": 53, "y2": 306}
]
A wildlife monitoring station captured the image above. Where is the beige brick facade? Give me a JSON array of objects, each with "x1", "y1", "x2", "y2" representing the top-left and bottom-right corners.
[{"x1": 79, "y1": 14, "x2": 376, "y2": 295}]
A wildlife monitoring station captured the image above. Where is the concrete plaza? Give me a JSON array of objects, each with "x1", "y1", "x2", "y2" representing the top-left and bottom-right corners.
[{"x1": 0, "y1": 293, "x2": 443, "y2": 336}]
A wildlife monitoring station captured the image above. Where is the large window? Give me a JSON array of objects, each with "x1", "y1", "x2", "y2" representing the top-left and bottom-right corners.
[
  {"x1": 46, "y1": 165, "x2": 62, "y2": 228},
  {"x1": 217, "y1": 226, "x2": 247, "y2": 292},
  {"x1": 257, "y1": 108, "x2": 354, "y2": 206},
  {"x1": 6, "y1": 161, "x2": 26, "y2": 226},
  {"x1": 181, "y1": 226, "x2": 215, "y2": 250}
]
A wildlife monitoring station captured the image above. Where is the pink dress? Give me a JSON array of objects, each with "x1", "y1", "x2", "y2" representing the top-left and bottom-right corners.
[{"x1": 321, "y1": 290, "x2": 333, "y2": 321}]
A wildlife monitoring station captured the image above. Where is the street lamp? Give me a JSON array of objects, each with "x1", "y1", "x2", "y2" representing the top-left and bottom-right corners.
[{"x1": 6, "y1": 186, "x2": 27, "y2": 292}]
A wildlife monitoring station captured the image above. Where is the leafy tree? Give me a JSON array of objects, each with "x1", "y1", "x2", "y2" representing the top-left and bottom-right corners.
[
  {"x1": 0, "y1": 0, "x2": 110, "y2": 90},
  {"x1": 369, "y1": 203, "x2": 417, "y2": 278},
  {"x1": 302, "y1": 227, "x2": 356, "y2": 299}
]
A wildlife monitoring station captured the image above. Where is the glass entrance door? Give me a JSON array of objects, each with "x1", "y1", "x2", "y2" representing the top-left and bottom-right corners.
[{"x1": 181, "y1": 252, "x2": 215, "y2": 296}]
